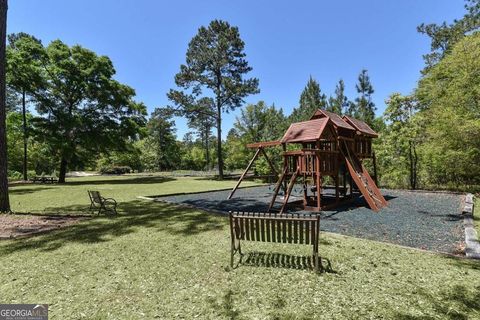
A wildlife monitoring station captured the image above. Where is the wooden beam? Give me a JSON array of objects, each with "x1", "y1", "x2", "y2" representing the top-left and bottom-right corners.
[
  {"x1": 246, "y1": 140, "x2": 282, "y2": 149},
  {"x1": 279, "y1": 167, "x2": 300, "y2": 214},
  {"x1": 227, "y1": 147, "x2": 262, "y2": 199},
  {"x1": 268, "y1": 166, "x2": 288, "y2": 212}
]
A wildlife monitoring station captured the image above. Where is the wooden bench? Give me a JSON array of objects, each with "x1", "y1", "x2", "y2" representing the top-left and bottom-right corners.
[
  {"x1": 88, "y1": 191, "x2": 118, "y2": 215},
  {"x1": 229, "y1": 211, "x2": 321, "y2": 272}
]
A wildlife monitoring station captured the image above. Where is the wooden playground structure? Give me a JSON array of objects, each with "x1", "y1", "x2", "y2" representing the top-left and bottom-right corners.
[{"x1": 228, "y1": 109, "x2": 387, "y2": 213}]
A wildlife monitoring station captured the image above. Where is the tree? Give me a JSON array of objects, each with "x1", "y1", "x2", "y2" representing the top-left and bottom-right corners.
[
  {"x1": 185, "y1": 97, "x2": 215, "y2": 170},
  {"x1": 6, "y1": 32, "x2": 43, "y2": 181},
  {"x1": 148, "y1": 108, "x2": 179, "y2": 171},
  {"x1": 232, "y1": 101, "x2": 286, "y2": 174},
  {"x1": 415, "y1": 32, "x2": 480, "y2": 187},
  {"x1": 327, "y1": 79, "x2": 347, "y2": 115},
  {"x1": 417, "y1": 0, "x2": 480, "y2": 69},
  {"x1": 350, "y1": 69, "x2": 376, "y2": 126},
  {"x1": 0, "y1": 0, "x2": 9, "y2": 212},
  {"x1": 32, "y1": 40, "x2": 147, "y2": 183},
  {"x1": 383, "y1": 93, "x2": 420, "y2": 189},
  {"x1": 168, "y1": 20, "x2": 259, "y2": 179},
  {"x1": 289, "y1": 76, "x2": 327, "y2": 122}
]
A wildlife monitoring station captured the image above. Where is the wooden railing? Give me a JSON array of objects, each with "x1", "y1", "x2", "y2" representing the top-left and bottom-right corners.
[{"x1": 283, "y1": 149, "x2": 338, "y2": 175}]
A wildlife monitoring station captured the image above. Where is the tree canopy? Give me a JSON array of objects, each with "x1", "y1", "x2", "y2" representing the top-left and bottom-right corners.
[
  {"x1": 31, "y1": 40, "x2": 147, "y2": 182},
  {"x1": 168, "y1": 19, "x2": 259, "y2": 179}
]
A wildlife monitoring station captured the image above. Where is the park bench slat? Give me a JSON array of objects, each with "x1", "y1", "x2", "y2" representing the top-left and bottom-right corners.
[
  {"x1": 266, "y1": 218, "x2": 271, "y2": 242},
  {"x1": 305, "y1": 220, "x2": 310, "y2": 245},
  {"x1": 293, "y1": 220, "x2": 298, "y2": 244}
]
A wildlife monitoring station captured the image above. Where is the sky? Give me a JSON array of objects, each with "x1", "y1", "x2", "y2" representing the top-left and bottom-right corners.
[{"x1": 8, "y1": 0, "x2": 466, "y2": 139}]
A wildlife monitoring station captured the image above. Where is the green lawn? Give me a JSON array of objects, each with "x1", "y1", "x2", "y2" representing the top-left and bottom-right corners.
[
  {"x1": 475, "y1": 197, "x2": 480, "y2": 234},
  {"x1": 1, "y1": 176, "x2": 479, "y2": 319}
]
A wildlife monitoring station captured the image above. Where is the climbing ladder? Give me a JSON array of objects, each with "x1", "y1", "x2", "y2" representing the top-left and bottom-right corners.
[{"x1": 341, "y1": 140, "x2": 387, "y2": 212}]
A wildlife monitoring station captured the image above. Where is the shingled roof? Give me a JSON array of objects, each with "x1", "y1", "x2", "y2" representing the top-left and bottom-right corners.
[
  {"x1": 342, "y1": 116, "x2": 378, "y2": 137},
  {"x1": 310, "y1": 109, "x2": 355, "y2": 130},
  {"x1": 281, "y1": 118, "x2": 329, "y2": 143}
]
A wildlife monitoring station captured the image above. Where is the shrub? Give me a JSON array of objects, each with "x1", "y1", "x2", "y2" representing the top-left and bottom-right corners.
[{"x1": 100, "y1": 166, "x2": 132, "y2": 175}]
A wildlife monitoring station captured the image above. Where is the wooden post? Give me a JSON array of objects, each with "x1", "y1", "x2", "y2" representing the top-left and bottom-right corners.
[
  {"x1": 228, "y1": 147, "x2": 262, "y2": 199},
  {"x1": 315, "y1": 156, "x2": 321, "y2": 210},
  {"x1": 282, "y1": 143, "x2": 287, "y2": 193},
  {"x1": 372, "y1": 151, "x2": 378, "y2": 186}
]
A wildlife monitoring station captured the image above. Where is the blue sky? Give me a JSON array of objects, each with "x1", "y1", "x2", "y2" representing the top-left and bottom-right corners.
[{"x1": 8, "y1": 0, "x2": 465, "y2": 139}]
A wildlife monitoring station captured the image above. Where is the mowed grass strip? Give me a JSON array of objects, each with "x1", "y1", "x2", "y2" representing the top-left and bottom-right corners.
[
  {"x1": 8, "y1": 175, "x2": 261, "y2": 215},
  {"x1": 1, "y1": 176, "x2": 479, "y2": 319}
]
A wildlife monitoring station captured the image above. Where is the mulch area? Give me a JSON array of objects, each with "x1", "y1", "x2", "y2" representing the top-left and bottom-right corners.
[
  {"x1": 156, "y1": 186, "x2": 465, "y2": 254},
  {"x1": 0, "y1": 214, "x2": 88, "y2": 239}
]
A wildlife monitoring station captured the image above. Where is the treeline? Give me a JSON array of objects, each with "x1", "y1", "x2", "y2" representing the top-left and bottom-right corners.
[{"x1": 5, "y1": 0, "x2": 480, "y2": 192}]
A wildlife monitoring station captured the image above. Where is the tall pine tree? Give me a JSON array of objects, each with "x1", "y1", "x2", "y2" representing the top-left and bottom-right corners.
[
  {"x1": 350, "y1": 69, "x2": 376, "y2": 126},
  {"x1": 289, "y1": 76, "x2": 327, "y2": 122},
  {"x1": 327, "y1": 79, "x2": 347, "y2": 115},
  {"x1": 168, "y1": 20, "x2": 259, "y2": 179}
]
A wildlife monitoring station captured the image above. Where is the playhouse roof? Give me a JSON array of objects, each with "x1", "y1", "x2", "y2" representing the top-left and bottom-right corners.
[
  {"x1": 342, "y1": 115, "x2": 378, "y2": 137},
  {"x1": 311, "y1": 109, "x2": 355, "y2": 131},
  {"x1": 281, "y1": 118, "x2": 330, "y2": 143}
]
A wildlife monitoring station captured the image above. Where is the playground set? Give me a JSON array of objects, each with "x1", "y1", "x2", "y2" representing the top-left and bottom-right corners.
[{"x1": 228, "y1": 109, "x2": 387, "y2": 213}]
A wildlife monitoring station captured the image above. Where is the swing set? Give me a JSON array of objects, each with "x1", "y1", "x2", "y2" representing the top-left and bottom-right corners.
[{"x1": 228, "y1": 109, "x2": 387, "y2": 213}]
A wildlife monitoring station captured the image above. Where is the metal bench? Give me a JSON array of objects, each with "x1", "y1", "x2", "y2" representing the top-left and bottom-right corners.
[
  {"x1": 229, "y1": 211, "x2": 321, "y2": 272},
  {"x1": 88, "y1": 191, "x2": 118, "y2": 215}
]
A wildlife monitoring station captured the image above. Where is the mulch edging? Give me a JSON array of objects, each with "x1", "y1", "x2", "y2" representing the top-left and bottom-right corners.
[{"x1": 463, "y1": 193, "x2": 480, "y2": 259}]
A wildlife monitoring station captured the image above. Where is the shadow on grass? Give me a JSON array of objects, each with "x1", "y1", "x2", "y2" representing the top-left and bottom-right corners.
[
  {"x1": 9, "y1": 186, "x2": 55, "y2": 195},
  {"x1": 63, "y1": 176, "x2": 176, "y2": 186},
  {"x1": 0, "y1": 199, "x2": 226, "y2": 257},
  {"x1": 238, "y1": 251, "x2": 335, "y2": 273},
  {"x1": 395, "y1": 284, "x2": 480, "y2": 319}
]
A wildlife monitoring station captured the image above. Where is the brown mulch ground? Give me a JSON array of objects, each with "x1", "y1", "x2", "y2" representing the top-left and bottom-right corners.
[{"x1": 0, "y1": 214, "x2": 89, "y2": 239}]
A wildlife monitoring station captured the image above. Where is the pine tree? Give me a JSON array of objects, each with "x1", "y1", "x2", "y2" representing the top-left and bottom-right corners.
[
  {"x1": 327, "y1": 79, "x2": 347, "y2": 115},
  {"x1": 289, "y1": 76, "x2": 327, "y2": 122},
  {"x1": 168, "y1": 20, "x2": 259, "y2": 179},
  {"x1": 351, "y1": 69, "x2": 376, "y2": 125}
]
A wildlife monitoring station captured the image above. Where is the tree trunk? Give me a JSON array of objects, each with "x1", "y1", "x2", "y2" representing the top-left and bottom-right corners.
[
  {"x1": 205, "y1": 127, "x2": 210, "y2": 171},
  {"x1": 408, "y1": 141, "x2": 418, "y2": 190},
  {"x1": 58, "y1": 156, "x2": 67, "y2": 183},
  {"x1": 216, "y1": 104, "x2": 224, "y2": 180},
  {"x1": 22, "y1": 89, "x2": 27, "y2": 181},
  {"x1": 0, "y1": 0, "x2": 9, "y2": 213}
]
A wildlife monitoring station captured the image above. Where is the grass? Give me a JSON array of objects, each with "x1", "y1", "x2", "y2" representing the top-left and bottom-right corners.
[
  {"x1": 1, "y1": 175, "x2": 479, "y2": 319},
  {"x1": 8, "y1": 175, "x2": 260, "y2": 215},
  {"x1": 475, "y1": 197, "x2": 480, "y2": 234}
]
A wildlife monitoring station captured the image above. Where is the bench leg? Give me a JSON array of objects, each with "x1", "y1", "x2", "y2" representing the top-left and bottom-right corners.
[
  {"x1": 230, "y1": 239, "x2": 242, "y2": 268},
  {"x1": 313, "y1": 246, "x2": 319, "y2": 272}
]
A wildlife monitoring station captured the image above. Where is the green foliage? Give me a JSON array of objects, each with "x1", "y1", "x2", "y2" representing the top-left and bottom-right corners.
[
  {"x1": 417, "y1": 0, "x2": 480, "y2": 69},
  {"x1": 327, "y1": 79, "x2": 348, "y2": 115},
  {"x1": 225, "y1": 101, "x2": 287, "y2": 173},
  {"x1": 289, "y1": 76, "x2": 327, "y2": 122},
  {"x1": 348, "y1": 69, "x2": 376, "y2": 126},
  {"x1": 29, "y1": 39, "x2": 146, "y2": 182},
  {"x1": 147, "y1": 108, "x2": 180, "y2": 171},
  {"x1": 168, "y1": 19, "x2": 259, "y2": 178},
  {"x1": 416, "y1": 32, "x2": 480, "y2": 188},
  {"x1": 376, "y1": 94, "x2": 420, "y2": 189}
]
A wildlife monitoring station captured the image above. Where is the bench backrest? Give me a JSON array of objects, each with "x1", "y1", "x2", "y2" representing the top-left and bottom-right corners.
[
  {"x1": 229, "y1": 211, "x2": 320, "y2": 245},
  {"x1": 88, "y1": 191, "x2": 103, "y2": 204}
]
